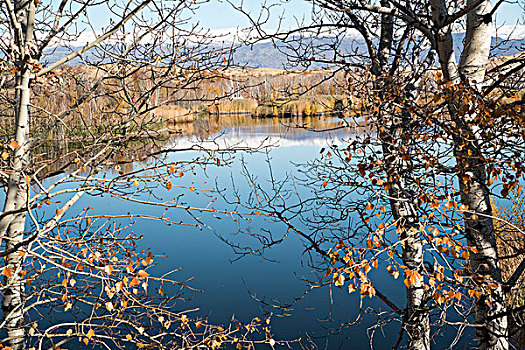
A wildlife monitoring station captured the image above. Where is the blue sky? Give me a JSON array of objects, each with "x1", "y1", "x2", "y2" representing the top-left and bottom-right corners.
[
  {"x1": 193, "y1": 0, "x2": 523, "y2": 29},
  {"x1": 86, "y1": 0, "x2": 523, "y2": 34},
  {"x1": 193, "y1": 0, "x2": 314, "y2": 29}
]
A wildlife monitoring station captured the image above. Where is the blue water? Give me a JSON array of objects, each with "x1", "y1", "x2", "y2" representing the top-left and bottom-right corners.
[{"x1": 21, "y1": 117, "x2": 478, "y2": 349}]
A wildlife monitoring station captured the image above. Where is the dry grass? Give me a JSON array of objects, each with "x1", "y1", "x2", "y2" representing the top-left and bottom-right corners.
[
  {"x1": 493, "y1": 192, "x2": 525, "y2": 347},
  {"x1": 154, "y1": 105, "x2": 194, "y2": 123},
  {"x1": 208, "y1": 98, "x2": 258, "y2": 114}
]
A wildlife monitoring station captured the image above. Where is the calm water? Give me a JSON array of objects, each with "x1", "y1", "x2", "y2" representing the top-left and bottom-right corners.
[
  {"x1": 31, "y1": 115, "x2": 473, "y2": 349},
  {"x1": 135, "y1": 116, "x2": 402, "y2": 349}
]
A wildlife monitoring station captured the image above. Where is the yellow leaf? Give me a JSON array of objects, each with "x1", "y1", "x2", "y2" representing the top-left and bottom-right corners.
[
  {"x1": 132, "y1": 180, "x2": 139, "y2": 187},
  {"x1": 138, "y1": 270, "x2": 149, "y2": 278},
  {"x1": 169, "y1": 166, "x2": 175, "y2": 173},
  {"x1": 1, "y1": 151, "x2": 8, "y2": 160},
  {"x1": 66, "y1": 329, "x2": 73, "y2": 336},
  {"x1": 105, "y1": 302, "x2": 114, "y2": 312},
  {"x1": 86, "y1": 329, "x2": 95, "y2": 339},
  {"x1": 126, "y1": 334, "x2": 132, "y2": 341},
  {"x1": 9, "y1": 140, "x2": 20, "y2": 149},
  {"x1": 236, "y1": 343, "x2": 243, "y2": 349},
  {"x1": 25, "y1": 175, "x2": 31, "y2": 184},
  {"x1": 2, "y1": 267, "x2": 13, "y2": 277},
  {"x1": 334, "y1": 274, "x2": 345, "y2": 287}
]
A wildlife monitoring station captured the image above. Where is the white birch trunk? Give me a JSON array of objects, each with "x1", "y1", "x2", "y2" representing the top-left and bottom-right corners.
[
  {"x1": 374, "y1": 5, "x2": 430, "y2": 346},
  {"x1": 458, "y1": 1, "x2": 509, "y2": 348},
  {"x1": 431, "y1": 0, "x2": 509, "y2": 347},
  {"x1": 1, "y1": 1, "x2": 36, "y2": 348}
]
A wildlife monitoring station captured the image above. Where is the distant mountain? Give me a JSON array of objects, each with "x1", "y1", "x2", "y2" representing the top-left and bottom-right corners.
[
  {"x1": 41, "y1": 33, "x2": 524, "y2": 70},
  {"x1": 229, "y1": 34, "x2": 524, "y2": 69}
]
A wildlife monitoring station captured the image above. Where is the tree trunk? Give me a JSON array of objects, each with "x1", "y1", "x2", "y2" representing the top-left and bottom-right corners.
[
  {"x1": 381, "y1": 133, "x2": 430, "y2": 350},
  {"x1": 2, "y1": 64, "x2": 31, "y2": 350},
  {"x1": 458, "y1": 3, "x2": 508, "y2": 348},
  {"x1": 455, "y1": 141, "x2": 509, "y2": 350},
  {"x1": 373, "y1": 5, "x2": 430, "y2": 346},
  {"x1": 432, "y1": 0, "x2": 509, "y2": 347},
  {"x1": 1, "y1": 1, "x2": 36, "y2": 348}
]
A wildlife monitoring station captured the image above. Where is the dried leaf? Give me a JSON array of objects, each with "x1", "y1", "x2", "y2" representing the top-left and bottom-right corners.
[
  {"x1": 2, "y1": 267, "x2": 13, "y2": 277},
  {"x1": 9, "y1": 140, "x2": 20, "y2": 149}
]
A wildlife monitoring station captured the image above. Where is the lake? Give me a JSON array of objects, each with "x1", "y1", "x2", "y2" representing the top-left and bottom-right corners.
[
  {"x1": 130, "y1": 115, "x2": 402, "y2": 349},
  {"x1": 32, "y1": 114, "x2": 472, "y2": 349}
]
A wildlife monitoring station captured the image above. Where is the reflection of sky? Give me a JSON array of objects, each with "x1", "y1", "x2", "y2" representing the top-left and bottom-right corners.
[
  {"x1": 7, "y1": 117, "x2": 476, "y2": 348},
  {"x1": 165, "y1": 116, "x2": 357, "y2": 151},
  {"x1": 65, "y1": 120, "x2": 404, "y2": 348}
]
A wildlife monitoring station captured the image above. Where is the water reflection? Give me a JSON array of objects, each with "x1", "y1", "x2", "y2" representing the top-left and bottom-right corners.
[
  {"x1": 167, "y1": 114, "x2": 367, "y2": 150},
  {"x1": 141, "y1": 115, "x2": 401, "y2": 349}
]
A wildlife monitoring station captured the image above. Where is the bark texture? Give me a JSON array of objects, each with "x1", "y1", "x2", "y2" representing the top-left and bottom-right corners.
[
  {"x1": 432, "y1": 0, "x2": 509, "y2": 348},
  {"x1": 373, "y1": 6, "x2": 430, "y2": 348},
  {"x1": 1, "y1": 1, "x2": 36, "y2": 348}
]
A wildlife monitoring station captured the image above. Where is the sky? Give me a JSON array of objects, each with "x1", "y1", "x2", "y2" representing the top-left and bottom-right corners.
[
  {"x1": 81, "y1": 0, "x2": 524, "y2": 42},
  {"x1": 192, "y1": 0, "x2": 315, "y2": 29},
  {"x1": 193, "y1": 0, "x2": 524, "y2": 29}
]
